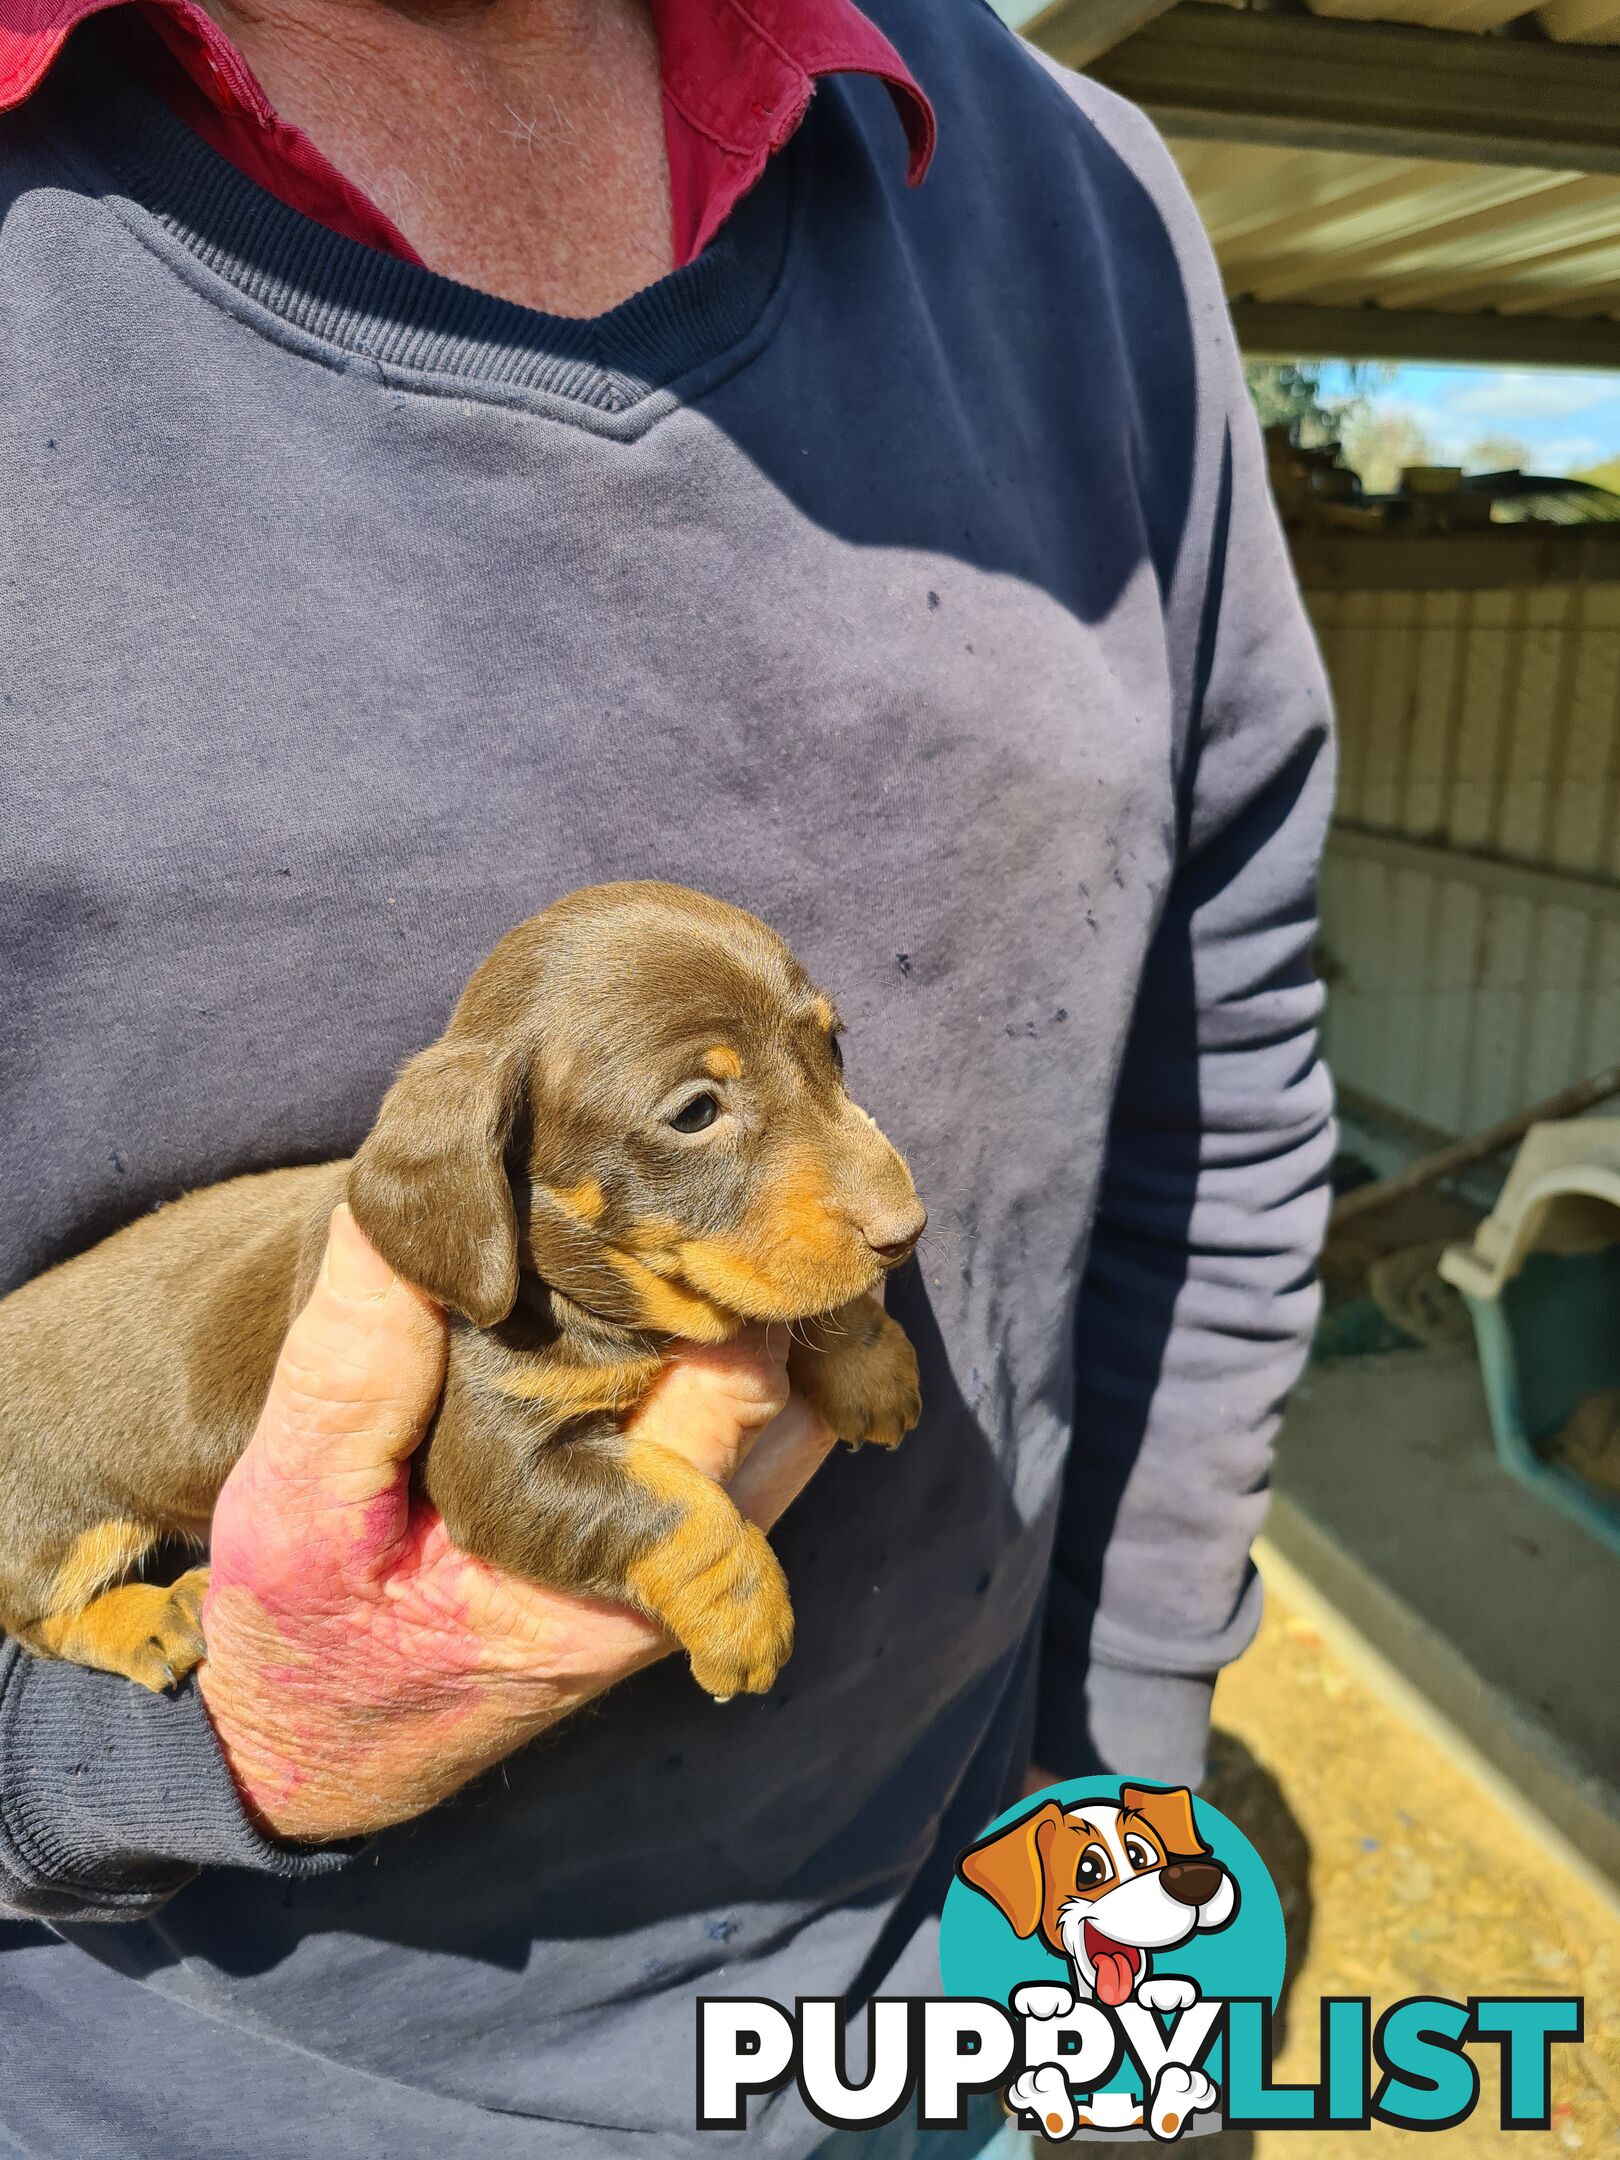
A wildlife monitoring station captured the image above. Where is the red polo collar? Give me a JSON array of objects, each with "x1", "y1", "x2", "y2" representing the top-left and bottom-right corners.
[{"x1": 0, "y1": 0, "x2": 934, "y2": 268}]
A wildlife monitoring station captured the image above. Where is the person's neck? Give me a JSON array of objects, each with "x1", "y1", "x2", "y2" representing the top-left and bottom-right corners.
[{"x1": 205, "y1": 0, "x2": 675, "y2": 315}]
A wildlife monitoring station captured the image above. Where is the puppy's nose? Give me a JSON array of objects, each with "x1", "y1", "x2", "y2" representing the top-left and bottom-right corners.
[
  {"x1": 1160, "y1": 1861, "x2": 1224, "y2": 1908},
  {"x1": 863, "y1": 1201, "x2": 927, "y2": 1267}
]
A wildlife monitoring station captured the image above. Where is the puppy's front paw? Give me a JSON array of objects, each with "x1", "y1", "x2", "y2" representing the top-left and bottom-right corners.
[
  {"x1": 789, "y1": 1297, "x2": 921, "y2": 1451},
  {"x1": 1136, "y1": 1976, "x2": 1198, "y2": 2015},
  {"x1": 1006, "y1": 2064, "x2": 1076, "y2": 2142},
  {"x1": 670, "y1": 1521, "x2": 795, "y2": 1701},
  {"x1": 1148, "y1": 2064, "x2": 1217, "y2": 2142}
]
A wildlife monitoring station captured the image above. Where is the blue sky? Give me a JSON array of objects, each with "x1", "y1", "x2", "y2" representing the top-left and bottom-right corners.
[{"x1": 1317, "y1": 363, "x2": 1620, "y2": 475}]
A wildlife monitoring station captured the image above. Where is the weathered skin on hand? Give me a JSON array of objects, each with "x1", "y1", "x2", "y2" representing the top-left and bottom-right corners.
[{"x1": 198, "y1": 1207, "x2": 828, "y2": 1843}]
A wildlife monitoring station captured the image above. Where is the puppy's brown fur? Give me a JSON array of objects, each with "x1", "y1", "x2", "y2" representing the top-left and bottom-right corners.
[{"x1": 0, "y1": 884, "x2": 926, "y2": 1701}]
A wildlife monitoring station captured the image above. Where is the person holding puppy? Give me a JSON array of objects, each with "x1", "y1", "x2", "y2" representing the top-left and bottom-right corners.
[{"x1": 0, "y1": 0, "x2": 1334, "y2": 2154}]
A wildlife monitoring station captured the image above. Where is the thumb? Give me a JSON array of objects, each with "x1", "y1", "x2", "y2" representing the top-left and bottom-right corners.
[{"x1": 256, "y1": 1204, "x2": 448, "y2": 1497}]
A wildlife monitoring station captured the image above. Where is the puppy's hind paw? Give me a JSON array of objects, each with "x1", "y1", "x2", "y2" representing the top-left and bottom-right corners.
[
  {"x1": 32, "y1": 1566, "x2": 210, "y2": 1694},
  {"x1": 1006, "y1": 2064, "x2": 1076, "y2": 2142},
  {"x1": 1148, "y1": 2064, "x2": 1217, "y2": 2142}
]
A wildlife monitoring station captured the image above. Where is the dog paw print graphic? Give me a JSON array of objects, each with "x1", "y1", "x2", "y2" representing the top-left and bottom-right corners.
[{"x1": 940, "y1": 1778, "x2": 1286, "y2": 2143}]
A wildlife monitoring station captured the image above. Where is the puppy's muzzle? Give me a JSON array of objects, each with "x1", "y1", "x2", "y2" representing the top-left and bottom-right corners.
[{"x1": 863, "y1": 1200, "x2": 927, "y2": 1268}]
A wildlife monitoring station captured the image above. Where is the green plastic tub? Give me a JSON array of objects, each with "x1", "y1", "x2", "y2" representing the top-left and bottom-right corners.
[
  {"x1": 1456, "y1": 1246, "x2": 1620, "y2": 1557},
  {"x1": 1440, "y1": 1120, "x2": 1620, "y2": 1560}
]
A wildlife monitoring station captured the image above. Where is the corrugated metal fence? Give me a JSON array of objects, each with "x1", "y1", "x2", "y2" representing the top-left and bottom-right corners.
[{"x1": 1308, "y1": 577, "x2": 1620, "y2": 1136}]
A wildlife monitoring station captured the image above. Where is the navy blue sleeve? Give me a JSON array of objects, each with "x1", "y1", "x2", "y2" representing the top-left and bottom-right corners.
[
  {"x1": 0, "y1": 1640, "x2": 353, "y2": 1923},
  {"x1": 1037, "y1": 228, "x2": 1337, "y2": 1784}
]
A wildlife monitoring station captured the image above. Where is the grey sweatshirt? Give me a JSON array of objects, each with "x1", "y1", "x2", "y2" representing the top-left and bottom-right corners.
[{"x1": 0, "y1": 7, "x2": 1334, "y2": 2154}]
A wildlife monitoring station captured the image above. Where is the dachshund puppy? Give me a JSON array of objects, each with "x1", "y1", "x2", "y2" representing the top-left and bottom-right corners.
[{"x1": 0, "y1": 883, "x2": 925, "y2": 1702}]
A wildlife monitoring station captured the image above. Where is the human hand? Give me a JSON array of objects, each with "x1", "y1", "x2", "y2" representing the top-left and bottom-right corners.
[{"x1": 198, "y1": 1205, "x2": 834, "y2": 1844}]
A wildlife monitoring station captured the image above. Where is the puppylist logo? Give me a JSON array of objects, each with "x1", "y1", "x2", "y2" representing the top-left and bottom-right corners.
[
  {"x1": 947, "y1": 1778, "x2": 1254, "y2": 2139},
  {"x1": 696, "y1": 1777, "x2": 1584, "y2": 2140}
]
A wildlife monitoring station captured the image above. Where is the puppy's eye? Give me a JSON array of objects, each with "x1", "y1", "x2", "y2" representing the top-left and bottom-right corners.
[
  {"x1": 668, "y1": 1092, "x2": 721, "y2": 1135},
  {"x1": 1075, "y1": 1843, "x2": 1112, "y2": 1890},
  {"x1": 1123, "y1": 1836, "x2": 1157, "y2": 1872}
]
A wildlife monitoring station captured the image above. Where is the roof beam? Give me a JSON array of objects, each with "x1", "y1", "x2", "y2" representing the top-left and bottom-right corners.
[
  {"x1": 1074, "y1": 4, "x2": 1620, "y2": 175},
  {"x1": 1018, "y1": 0, "x2": 1181, "y2": 66},
  {"x1": 1231, "y1": 298, "x2": 1620, "y2": 367}
]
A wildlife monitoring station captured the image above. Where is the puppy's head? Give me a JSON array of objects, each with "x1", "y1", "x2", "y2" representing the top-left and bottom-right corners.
[
  {"x1": 348, "y1": 882, "x2": 925, "y2": 1332},
  {"x1": 957, "y1": 1786, "x2": 1236, "y2": 2005}
]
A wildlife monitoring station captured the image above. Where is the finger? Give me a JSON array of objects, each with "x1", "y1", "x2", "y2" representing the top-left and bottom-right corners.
[
  {"x1": 622, "y1": 1323, "x2": 790, "y2": 1484},
  {"x1": 256, "y1": 1205, "x2": 448, "y2": 1493},
  {"x1": 728, "y1": 1393, "x2": 837, "y2": 1529},
  {"x1": 456, "y1": 1561, "x2": 670, "y2": 1689}
]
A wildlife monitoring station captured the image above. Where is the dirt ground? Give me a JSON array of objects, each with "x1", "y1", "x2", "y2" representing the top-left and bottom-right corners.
[{"x1": 1193, "y1": 1565, "x2": 1620, "y2": 2156}]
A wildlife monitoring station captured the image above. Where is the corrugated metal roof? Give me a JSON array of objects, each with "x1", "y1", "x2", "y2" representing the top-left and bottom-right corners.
[
  {"x1": 1195, "y1": 0, "x2": 1620, "y2": 42},
  {"x1": 1172, "y1": 138, "x2": 1620, "y2": 320},
  {"x1": 1012, "y1": 0, "x2": 1620, "y2": 346}
]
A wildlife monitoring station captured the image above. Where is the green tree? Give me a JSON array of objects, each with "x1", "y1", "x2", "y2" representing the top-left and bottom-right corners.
[
  {"x1": 1242, "y1": 359, "x2": 1393, "y2": 452},
  {"x1": 1243, "y1": 361, "x2": 1354, "y2": 449}
]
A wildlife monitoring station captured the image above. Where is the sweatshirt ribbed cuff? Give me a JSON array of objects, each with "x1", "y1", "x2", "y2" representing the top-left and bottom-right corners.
[
  {"x1": 1033, "y1": 1650, "x2": 1215, "y2": 1792},
  {"x1": 0, "y1": 1640, "x2": 354, "y2": 1923}
]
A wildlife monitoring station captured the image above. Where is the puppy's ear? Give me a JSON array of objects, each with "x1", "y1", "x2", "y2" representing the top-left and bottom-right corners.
[
  {"x1": 957, "y1": 1802, "x2": 1065, "y2": 1939},
  {"x1": 348, "y1": 1038, "x2": 524, "y2": 1327},
  {"x1": 1120, "y1": 1784, "x2": 1209, "y2": 1861}
]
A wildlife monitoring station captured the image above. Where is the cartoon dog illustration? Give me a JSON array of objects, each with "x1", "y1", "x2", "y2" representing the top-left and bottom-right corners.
[{"x1": 957, "y1": 1784, "x2": 1236, "y2": 2142}]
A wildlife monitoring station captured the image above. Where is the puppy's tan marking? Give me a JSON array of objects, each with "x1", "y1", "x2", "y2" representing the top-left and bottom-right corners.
[
  {"x1": 762, "y1": 1158, "x2": 852, "y2": 1254},
  {"x1": 702, "y1": 1046, "x2": 742, "y2": 1079},
  {"x1": 620, "y1": 1439, "x2": 793, "y2": 1698},
  {"x1": 47, "y1": 1518, "x2": 156, "y2": 1615},
  {"x1": 550, "y1": 1176, "x2": 605, "y2": 1223},
  {"x1": 672, "y1": 1237, "x2": 787, "y2": 1315},
  {"x1": 492, "y1": 1353, "x2": 662, "y2": 1418},
  {"x1": 812, "y1": 995, "x2": 836, "y2": 1032},
  {"x1": 602, "y1": 1246, "x2": 738, "y2": 1341},
  {"x1": 31, "y1": 1566, "x2": 209, "y2": 1693},
  {"x1": 675, "y1": 1159, "x2": 869, "y2": 1320},
  {"x1": 611, "y1": 1163, "x2": 871, "y2": 1331}
]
